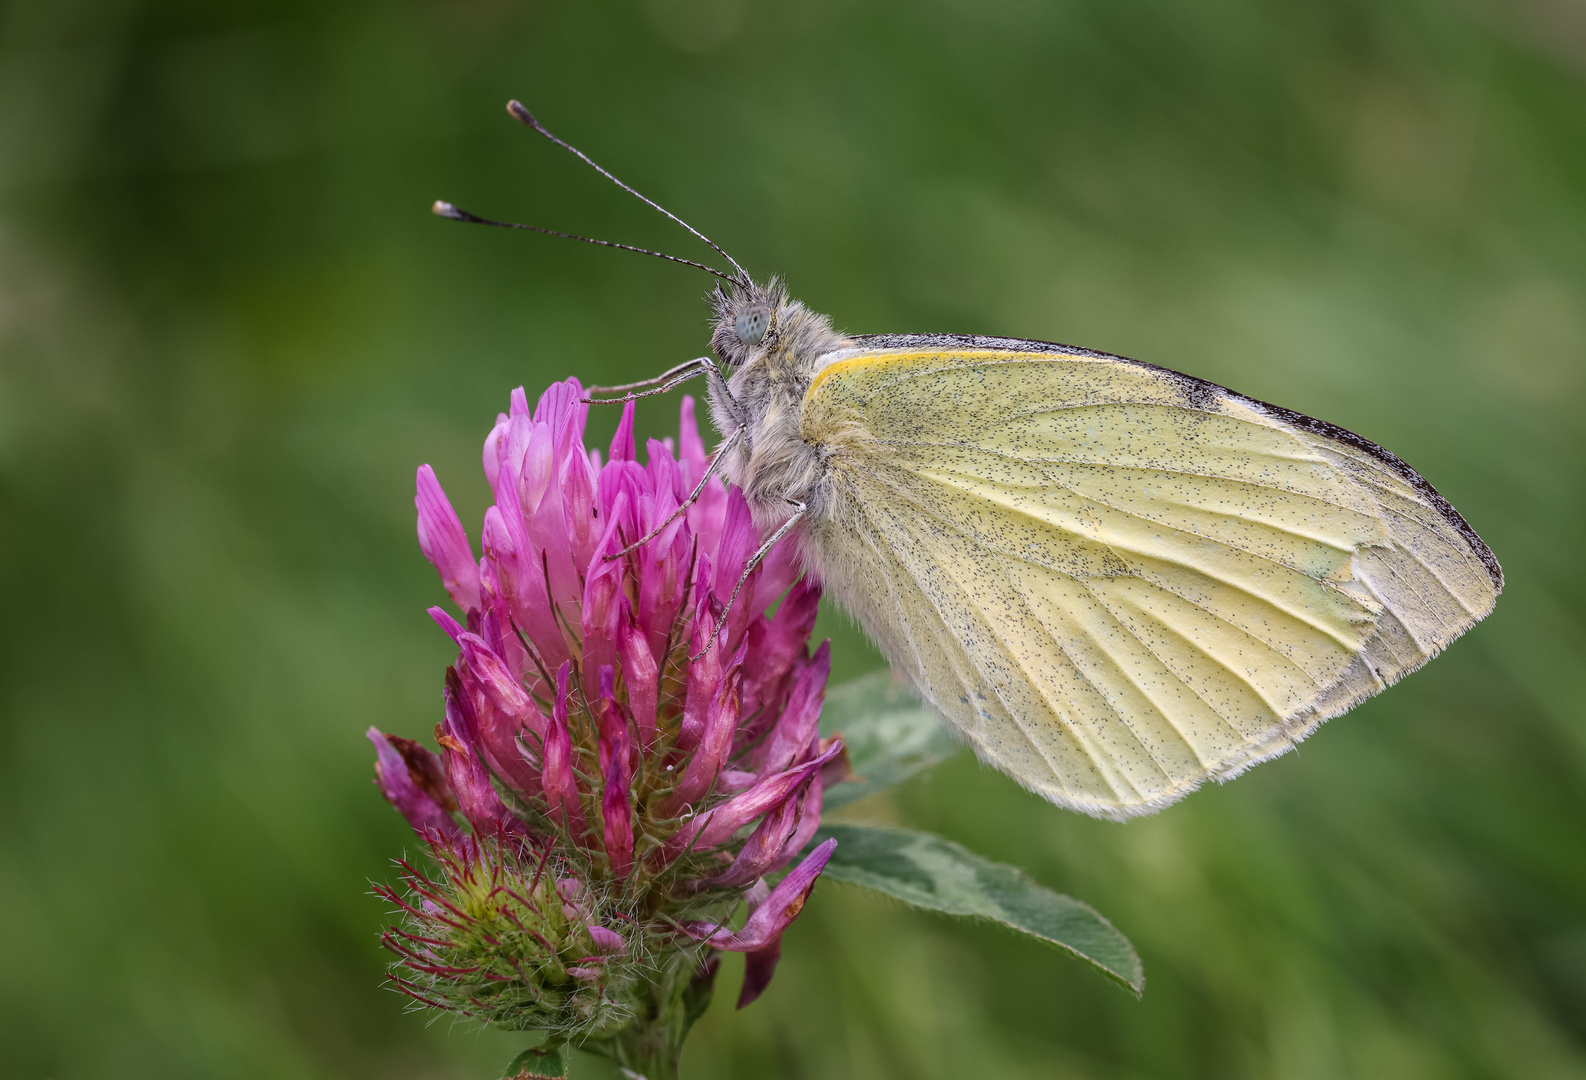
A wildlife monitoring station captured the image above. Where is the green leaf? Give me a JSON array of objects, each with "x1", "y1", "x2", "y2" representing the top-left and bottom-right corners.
[
  {"x1": 813, "y1": 824, "x2": 1144, "y2": 995},
  {"x1": 503, "y1": 1044, "x2": 569, "y2": 1079},
  {"x1": 818, "y1": 670, "x2": 962, "y2": 808}
]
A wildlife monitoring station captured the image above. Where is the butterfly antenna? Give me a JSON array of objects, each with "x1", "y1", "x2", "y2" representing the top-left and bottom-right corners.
[
  {"x1": 431, "y1": 201, "x2": 742, "y2": 285},
  {"x1": 505, "y1": 100, "x2": 751, "y2": 288}
]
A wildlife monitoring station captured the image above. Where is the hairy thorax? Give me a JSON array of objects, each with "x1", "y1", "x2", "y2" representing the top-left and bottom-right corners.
[{"x1": 705, "y1": 281, "x2": 853, "y2": 534}]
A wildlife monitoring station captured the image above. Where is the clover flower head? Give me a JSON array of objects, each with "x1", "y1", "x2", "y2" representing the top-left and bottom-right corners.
[{"x1": 371, "y1": 379, "x2": 842, "y2": 1047}]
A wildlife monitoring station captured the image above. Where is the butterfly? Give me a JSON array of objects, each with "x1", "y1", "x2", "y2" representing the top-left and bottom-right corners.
[{"x1": 437, "y1": 102, "x2": 1502, "y2": 820}]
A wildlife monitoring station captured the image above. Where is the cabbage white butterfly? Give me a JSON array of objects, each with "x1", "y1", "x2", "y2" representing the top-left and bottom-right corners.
[{"x1": 437, "y1": 103, "x2": 1502, "y2": 819}]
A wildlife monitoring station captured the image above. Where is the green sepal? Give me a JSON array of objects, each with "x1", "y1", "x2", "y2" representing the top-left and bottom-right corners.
[
  {"x1": 812, "y1": 824, "x2": 1144, "y2": 995},
  {"x1": 818, "y1": 670, "x2": 961, "y2": 808},
  {"x1": 503, "y1": 1043, "x2": 569, "y2": 1079}
]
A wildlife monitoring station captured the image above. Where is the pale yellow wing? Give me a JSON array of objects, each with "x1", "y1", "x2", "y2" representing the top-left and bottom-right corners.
[{"x1": 798, "y1": 337, "x2": 1502, "y2": 819}]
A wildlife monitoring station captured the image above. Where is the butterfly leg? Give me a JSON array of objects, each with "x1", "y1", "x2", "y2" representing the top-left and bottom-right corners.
[
  {"x1": 691, "y1": 500, "x2": 808, "y2": 660},
  {"x1": 606, "y1": 427, "x2": 744, "y2": 561},
  {"x1": 584, "y1": 357, "x2": 749, "y2": 437},
  {"x1": 584, "y1": 355, "x2": 736, "y2": 405},
  {"x1": 585, "y1": 356, "x2": 716, "y2": 398}
]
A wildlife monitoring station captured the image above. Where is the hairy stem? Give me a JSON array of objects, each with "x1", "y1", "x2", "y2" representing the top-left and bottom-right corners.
[{"x1": 587, "y1": 947, "x2": 720, "y2": 1080}]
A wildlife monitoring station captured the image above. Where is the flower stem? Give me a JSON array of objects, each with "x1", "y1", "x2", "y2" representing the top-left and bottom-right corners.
[{"x1": 590, "y1": 948, "x2": 720, "y2": 1080}]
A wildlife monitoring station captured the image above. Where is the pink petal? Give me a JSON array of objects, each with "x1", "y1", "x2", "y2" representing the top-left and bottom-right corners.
[
  {"x1": 749, "y1": 531, "x2": 804, "y2": 617},
  {"x1": 708, "y1": 491, "x2": 767, "y2": 658},
  {"x1": 457, "y1": 632, "x2": 535, "y2": 719},
  {"x1": 675, "y1": 553, "x2": 722, "y2": 757},
  {"x1": 637, "y1": 517, "x2": 690, "y2": 665},
  {"x1": 595, "y1": 666, "x2": 635, "y2": 772},
  {"x1": 775, "y1": 770, "x2": 826, "y2": 867},
  {"x1": 597, "y1": 667, "x2": 635, "y2": 878},
  {"x1": 486, "y1": 417, "x2": 575, "y2": 657},
  {"x1": 618, "y1": 620, "x2": 660, "y2": 749},
  {"x1": 692, "y1": 838, "x2": 836, "y2": 952},
  {"x1": 561, "y1": 446, "x2": 601, "y2": 578},
  {"x1": 518, "y1": 421, "x2": 559, "y2": 524},
  {"x1": 609, "y1": 399, "x2": 637, "y2": 462},
  {"x1": 673, "y1": 642, "x2": 746, "y2": 808},
  {"x1": 368, "y1": 727, "x2": 460, "y2": 839},
  {"x1": 678, "y1": 395, "x2": 708, "y2": 476},
  {"x1": 741, "y1": 579, "x2": 821, "y2": 718},
  {"x1": 415, "y1": 465, "x2": 481, "y2": 613},
  {"x1": 717, "y1": 770, "x2": 759, "y2": 793},
  {"x1": 643, "y1": 438, "x2": 685, "y2": 510},
  {"x1": 707, "y1": 755, "x2": 826, "y2": 889},
  {"x1": 671, "y1": 740, "x2": 843, "y2": 855},
  {"x1": 428, "y1": 605, "x2": 465, "y2": 644},
  {"x1": 456, "y1": 632, "x2": 544, "y2": 795},
  {"x1": 542, "y1": 662, "x2": 584, "y2": 834},
  {"x1": 521, "y1": 422, "x2": 583, "y2": 608},
  {"x1": 482, "y1": 504, "x2": 567, "y2": 669},
  {"x1": 587, "y1": 925, "x2": 627, "y2": 954},
  {"x1": 440, "y1": 672, "x2": 525, "y2": 836},
  {"x1": 602, "y1": 747, "x2": 634, "y2": 879},
  {"x1": 738, "y1": 938, "x2": 783, "y2": 1009},
  {"x1": 534, "y1": 379, "x2": 587, "y2": 452},
  {"x1": 712, "y1": 487, "x2": 757, "y2": 602},
  {"x1": 496, "y1": 414, "x2": 537, "y2": 556},
  {"x1": 702, "y1": 794, "x2": 801, "y2": 889},
  {"x1": 581, "y1": 501, "x2": 628, "y2": 680},
  {"x1": 758, "y1": 641, "x2": 831, "y2": 775},
  {"x1": 482, "y1": 413, "x2": 509, "y2": 488},
  {"x1": 679, "y1": 402, "x2": 729, "y2": 557}
]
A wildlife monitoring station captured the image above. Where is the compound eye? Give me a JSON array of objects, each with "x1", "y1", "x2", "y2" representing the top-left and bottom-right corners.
[{"x1": 735, "y1": 306, "x2": 770, "y2": 345}]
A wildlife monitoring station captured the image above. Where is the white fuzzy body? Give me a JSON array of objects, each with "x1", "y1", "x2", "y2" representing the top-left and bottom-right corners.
[{"x1": 705, "y1": 286, "x2": 849, "y2": 536}]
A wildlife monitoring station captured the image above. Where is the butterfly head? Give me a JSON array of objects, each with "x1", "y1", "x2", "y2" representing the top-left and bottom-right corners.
[{"x1": 709, "y1": 278, "x2": 797, "y2": 370}]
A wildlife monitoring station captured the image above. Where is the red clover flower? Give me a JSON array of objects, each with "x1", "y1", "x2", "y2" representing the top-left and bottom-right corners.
[{"x1": 369, "y1": 380, "x2": 845, "y2": 1075}]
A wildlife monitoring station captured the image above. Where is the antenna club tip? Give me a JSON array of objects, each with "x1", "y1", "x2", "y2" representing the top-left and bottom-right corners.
[
  {"x1": 432, "y1": 200, "x2": 462, "y2": 219},
  {"x1": 506, "y1": 99, "x2": 539, "y2": 128}
]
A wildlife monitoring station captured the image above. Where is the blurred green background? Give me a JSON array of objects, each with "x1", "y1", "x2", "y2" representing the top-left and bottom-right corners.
[{"x1": 3, "y1": 0, "x2": 1585, "y2": 1076}]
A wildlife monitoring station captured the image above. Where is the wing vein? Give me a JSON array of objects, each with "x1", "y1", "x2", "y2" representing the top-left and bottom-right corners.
[
  {"x1": 877, "y1": 438, "x2": 1364, "y2": 518},
  {"x1": 916, "y1": 465, "x2": 1368, "y2": 650},
  {"x1": 880, "y1": 506, "x2": 1135, "y2": 798},
  {"x1": 923, "y1": 461, "x2": 1349, "y2": 580},
  {"x1": 1364, "y1": 519, "x2": 1483, "y2": 622},
  {"x1": 853, "y1": 501, "x2": 1083, "y2": 789},
  {"x1": 1076, "y1": 579, "x2": 1257, "y2": 751},
  {"x1": 1337, "y1": 473, "x2": 1490, "y2": 607},
  {"x1": 841, "y1": 456, "x2": 1338, "y2": 680},
  {"x1": 950, "y1": 544, "x2": 1164, "y2": 796}
]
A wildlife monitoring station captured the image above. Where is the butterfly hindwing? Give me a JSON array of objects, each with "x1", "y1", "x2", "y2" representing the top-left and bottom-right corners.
[{"x1": 796, "y1": 338, "x2": 1501, "y2": 818}]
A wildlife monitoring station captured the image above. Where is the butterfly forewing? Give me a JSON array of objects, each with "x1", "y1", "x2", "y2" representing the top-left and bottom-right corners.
[{"x1": 797, "y1": 341, "x2": 1501, "y2": 819}]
